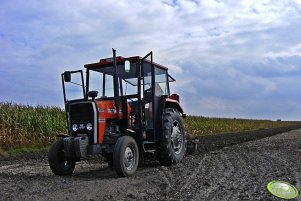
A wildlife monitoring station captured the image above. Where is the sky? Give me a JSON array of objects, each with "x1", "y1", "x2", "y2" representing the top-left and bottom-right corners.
[{"x1": 1, "y1": 0, "x2": 301, "y2": 120}]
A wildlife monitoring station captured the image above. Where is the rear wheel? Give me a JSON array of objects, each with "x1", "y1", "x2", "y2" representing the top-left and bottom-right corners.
[
  {"x1": 113, "y1": 136, "x2": 139, "y2": 177},
  {"x1": 157, "y1": 108, "x2": 187, "y2": 166},
  {"x1": 48, "y1": 139, "x2": 76, "y2": 175}
]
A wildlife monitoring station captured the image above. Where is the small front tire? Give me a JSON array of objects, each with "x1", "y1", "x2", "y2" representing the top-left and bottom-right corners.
[
  {"x1": 48, "y1": 139, "x2": 76, "y2": 176},
  {"x1": 113, "y1": 136, "x2": 139, "y2": 177}
]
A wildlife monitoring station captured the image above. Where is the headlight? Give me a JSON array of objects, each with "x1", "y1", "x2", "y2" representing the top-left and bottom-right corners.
[
  {"x1": 72, "y1": 124, "x2": 78, "y2": 131},
  {"x1": 86, "y1": 123, "x2": 93, "y2": 131}
]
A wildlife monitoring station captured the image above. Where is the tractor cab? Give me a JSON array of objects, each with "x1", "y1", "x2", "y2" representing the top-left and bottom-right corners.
[{"x1": 49, "y1": 49, "x2": 186, "y2": 177}]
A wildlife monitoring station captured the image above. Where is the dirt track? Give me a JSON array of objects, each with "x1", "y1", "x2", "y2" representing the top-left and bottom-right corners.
[{"x1": 1, "y1": 129, "x2": 301, "y2": 201}]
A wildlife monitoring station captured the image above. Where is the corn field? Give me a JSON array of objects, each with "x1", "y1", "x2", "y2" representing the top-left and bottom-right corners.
[
  {"x1": 0, "y1": 102, "x2": 67, "y2": 150},
  {"x1": 0, "y1": 102, "x2": 299, "y2": 151},
  {"x1": 185, "y1": 116, "x2": 300, "y2": 136}
]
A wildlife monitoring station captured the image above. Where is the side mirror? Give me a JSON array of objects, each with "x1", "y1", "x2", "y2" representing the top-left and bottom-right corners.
[
  {"x1": 125, "y1": 60, "x2": 130, "y2": 73},
  {"x1": 63, "y1": 71, "x2": 71, "y2": 82}
]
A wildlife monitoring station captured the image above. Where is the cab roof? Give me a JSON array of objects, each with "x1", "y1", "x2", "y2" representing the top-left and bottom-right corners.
[{"x1": 84, "y1": 56, "x2": 169, "y2": 71}]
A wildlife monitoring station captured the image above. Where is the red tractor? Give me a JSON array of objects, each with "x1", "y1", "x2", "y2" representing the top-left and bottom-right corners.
[{"x1": 48, "y1": 49, "x2": 187, "y2": 177}]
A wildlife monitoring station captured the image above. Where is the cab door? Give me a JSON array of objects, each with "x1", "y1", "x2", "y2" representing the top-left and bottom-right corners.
[
  {"x1": 141, "y1": 52, "x2": 155, "y2": 141},
  {"x1": 61, "y1": 70, "x2": 86, "y2": 104}
]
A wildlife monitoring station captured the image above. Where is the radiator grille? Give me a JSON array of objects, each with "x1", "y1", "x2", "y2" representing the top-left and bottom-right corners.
[
  {"x1": 68, "y1": 102, "x2": 96, "y2": 143},
  {"x1": 69, "y1": 102, "x2": 94, "y2": 123}
]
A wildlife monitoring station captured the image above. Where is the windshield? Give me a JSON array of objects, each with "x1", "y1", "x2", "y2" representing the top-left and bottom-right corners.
[
  {"x1": 87, "y1": 60, "x2": 173, "y2": 99},
  {"x1": 88, "y1": 61, "x2": 138, "y2": 98}
]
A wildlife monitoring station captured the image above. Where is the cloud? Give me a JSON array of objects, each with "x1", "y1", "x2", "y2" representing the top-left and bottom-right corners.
[
  {"x1": 267, "y1": 43, "x2": 301, "y2": 58},
  {"x1": 1, "y1": 0, "x2": 301, "y2": 120}
]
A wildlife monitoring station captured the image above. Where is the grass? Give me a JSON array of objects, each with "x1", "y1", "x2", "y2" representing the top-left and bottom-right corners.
[
  {"x1": 6, "y1": 147, "x2": 49, "y2": 156},
  {"x1": 0, "y1": 102, "x2": 300, "y2": 154}
]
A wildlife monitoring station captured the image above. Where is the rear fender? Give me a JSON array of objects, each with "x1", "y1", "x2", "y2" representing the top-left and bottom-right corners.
[
  {"x1": 165, "y1": 98, "x2": 183, "y2": 114},
  {"x1": 165, "y1": 93, "x2": 184, "y2": 114}
]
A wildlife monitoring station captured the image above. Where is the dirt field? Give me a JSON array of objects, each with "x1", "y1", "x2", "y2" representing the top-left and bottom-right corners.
[{"x1": 1, "y1": 129, "x2": 301, "y2": 201}]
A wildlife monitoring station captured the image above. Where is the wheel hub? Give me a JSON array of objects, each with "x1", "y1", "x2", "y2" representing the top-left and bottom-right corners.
[
  {"x1": 171, "y1": 121, "x2": 183, "y2": 154},
  {"x1": 124, "y1": 146, "x2": 135, "y2": 170},
  {"x1": 59, "y1": 149, "x2": 72, "y2": 170}
]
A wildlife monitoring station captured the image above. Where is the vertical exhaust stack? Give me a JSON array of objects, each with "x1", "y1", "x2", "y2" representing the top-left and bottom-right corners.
[{"x1": 112, "y1": 48, "x2": 120, "y2": 121}]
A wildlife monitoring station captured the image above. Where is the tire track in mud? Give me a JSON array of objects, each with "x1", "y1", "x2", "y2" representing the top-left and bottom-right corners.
[
  {"x1": 156, "y1": 166, "x2": 174, "y2": 198},
  {"x1": 207, "y1": 146, "x2": 265, "y2": 200},
  {"x1": 179, "y1": 154, "x2": 209, "y2": 192},
  {"x1": 192, "y1": 144, "x2": 285, "y2": 200},
  {"x1": 162, "y1": 152, "x2": 237, "y2": 200},
  {"x1": 189, "y1": 152, "x2": 237, "y2": 201}
]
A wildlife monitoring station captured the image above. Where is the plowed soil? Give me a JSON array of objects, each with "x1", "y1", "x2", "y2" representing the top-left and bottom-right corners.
[{"x1": 1, "y1": 129, "x2": 301, "y2": 201}]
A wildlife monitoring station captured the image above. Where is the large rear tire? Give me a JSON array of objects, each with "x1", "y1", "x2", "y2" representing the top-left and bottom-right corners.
[
  {"x1": 48, "y1": 139, "x2": 76, "y2": 176},
  {"x1": 157, "y1": 108, "x2": 187, "y2": 166},
  {"x1": 113, "y1": 136, "x2": 139, "y2": 177}
]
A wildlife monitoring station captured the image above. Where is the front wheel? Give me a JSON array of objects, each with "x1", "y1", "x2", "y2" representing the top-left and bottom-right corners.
[
  {"x1": 113, "y1": 136, "x2": 139, "y2": 177},
  {"x1": 157, "y1": 108, "x2": 187, "y2": 166},
  {"x1": 48, "y1": 139, "x2": 76, "y2": 175}
]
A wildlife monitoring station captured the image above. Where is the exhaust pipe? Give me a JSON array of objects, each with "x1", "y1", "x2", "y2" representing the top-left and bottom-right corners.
[{"x1": 112, "y1": 48, "x2": 120, "y2": 121}]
